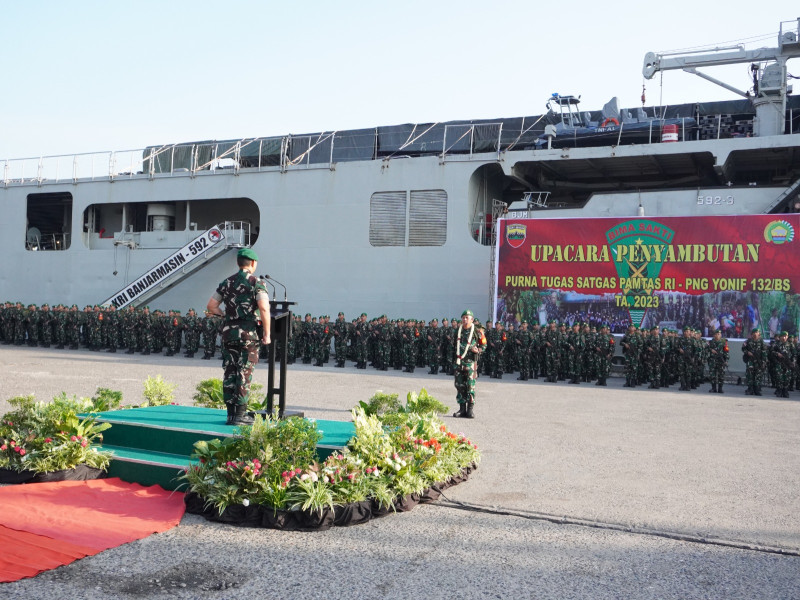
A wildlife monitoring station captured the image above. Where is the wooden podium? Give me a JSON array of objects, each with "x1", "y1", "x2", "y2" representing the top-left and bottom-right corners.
[{"x1": 265, "y1": 300, "x2": 296, "y2": 418}]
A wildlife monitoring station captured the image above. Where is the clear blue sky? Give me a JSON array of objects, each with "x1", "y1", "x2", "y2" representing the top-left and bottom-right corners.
[{"x1": 1, "y1": 1, "x2": 797, "y2": 159}]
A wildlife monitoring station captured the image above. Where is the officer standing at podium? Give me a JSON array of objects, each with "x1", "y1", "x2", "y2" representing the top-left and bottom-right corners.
[{"x1": 206, "y1": 248, "x2": 271, "y2": 425}]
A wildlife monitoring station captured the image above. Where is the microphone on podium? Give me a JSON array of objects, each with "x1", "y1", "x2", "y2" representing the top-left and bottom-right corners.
[{"x1": 263, "y1": 274, "x2": 288, "y2": 301}]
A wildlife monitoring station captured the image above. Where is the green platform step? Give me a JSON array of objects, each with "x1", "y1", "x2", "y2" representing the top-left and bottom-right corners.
[{"x1": 84, "y1": 405, "x2": 355, "y2": 491}]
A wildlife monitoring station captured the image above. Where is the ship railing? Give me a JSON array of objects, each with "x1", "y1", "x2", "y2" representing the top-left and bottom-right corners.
[
  {"x1": 2, "y1": 112, "x2": 783, "y2": 188},
  {"x1": 441, "y1": 123, "x2": 503, "y2": 162},
  {"x1": 524, "y1": 191, "x2": 551, "y2": 209},
  {"x1": 220, "y1": 220, "x2": 251, "y2": 248},
  {"x1": 26, "y1": 232, "x2": 70, "y2": 251}
]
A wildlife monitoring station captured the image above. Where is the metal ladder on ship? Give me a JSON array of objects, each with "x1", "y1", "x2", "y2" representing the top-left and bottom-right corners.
[{"x1": 100, "y1": 221, "x2": 251, "y2": 309}]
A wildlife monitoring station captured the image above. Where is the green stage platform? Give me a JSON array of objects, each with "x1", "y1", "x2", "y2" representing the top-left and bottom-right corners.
[{"x1": 85, "y1": 406, "x2": 355, "y2": 491}]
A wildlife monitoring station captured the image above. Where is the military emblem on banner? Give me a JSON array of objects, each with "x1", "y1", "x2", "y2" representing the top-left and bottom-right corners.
[
  {"x1": 763, "y1": 220, "x2": 795, "y2": 245},
  {"x1": 208, "y1": 228, "x2": 223, "y2": 243},
  {"x1": 506, "y1": 223, "x2": 527, "y2": 249},
  {"x1": 605, "y1": 219, "x2": 675, "y2": 327}
]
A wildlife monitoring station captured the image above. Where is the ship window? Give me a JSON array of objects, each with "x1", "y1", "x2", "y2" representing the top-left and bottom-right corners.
[
  {"x1": 26, "y1": 192, "x2": 72, "y2": 251},
  {"x1": 409, "y1": 190, "x2": 447, "y2": 246},
  {"x1": 370, "y1": 192, "x2": 407, "y2": 246},
  {"x1": 370, "y1": 190, "x2": 447, "y2": 247}
]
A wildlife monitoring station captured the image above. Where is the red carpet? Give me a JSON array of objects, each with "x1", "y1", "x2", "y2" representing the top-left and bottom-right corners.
[{"x1": 0, "y1": 478, "x2": 186, "y2": 583}]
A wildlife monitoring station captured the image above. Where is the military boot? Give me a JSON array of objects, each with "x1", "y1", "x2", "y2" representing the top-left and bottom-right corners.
[
  {"x1": 452, "y1": 403, "x2": 467, "y2": 418},
  {"x1": 231, "y1": 404, "x2": 255, "y2": 426},
  {"x1": 225, "y1": 403, "x2": 236, "y2": 425},
  {"x1": 465, "y1": 402, "x2": 475, "y2": 419}
]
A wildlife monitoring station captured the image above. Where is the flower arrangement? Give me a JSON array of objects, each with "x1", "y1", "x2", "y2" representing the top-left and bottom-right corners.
[
  {"x1": 0, "y1": 394, "x2": 112, "y2": 475},
  {"x1": 182, "y1": 388, "x2": 480, "y2": 527}
]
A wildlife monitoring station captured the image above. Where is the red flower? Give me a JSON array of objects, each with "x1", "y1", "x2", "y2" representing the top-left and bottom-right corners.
[
  {"x1": 0, "y1": 444, "x2": 6, "y2": 451},
  {"x1": 44, "y1": 438, "x2": 53, "y2": 443},
  {"x1": 80, "y1": 440, "x2": 88, "y2": 447},
  {"x1": 70, "y1": 435, "x2": 78, "y2": 442},
  {"x1": 19, "y1": 449, "x2": 26, "y2": 456}
]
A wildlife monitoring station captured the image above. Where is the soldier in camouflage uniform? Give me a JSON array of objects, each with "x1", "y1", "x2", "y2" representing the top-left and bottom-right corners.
[
  {"x1": 620, "y1": 324, "x2": 639, "y2": 387},
  {"x1": 1, "y1": 302, "x2": 12, "y2": 344},
  {"x1": 183, "y1": 308, "x2": 201, "y2": 357},
  {"x1": 425, "y1": 318, "x2": 441, "y2": 374},
  {"x1": 201, "y1": 313, "x2": 219, "y2": 359},
  {"x1": 529, "y1": 323, "x2": 542, "y2": 379},
  {"x1": 206, "y1": 248, "x2": 270, "y2": 425},
  {"x1": 502, "y1": 324, "x2": 515, "y2": 374},
  {"x1": 643, "y1": 326, "x2": 662, "y2": 389},
  {"x1": 594, "y1": 323, "x2": 614, "y2": 386},
  {"x1": 38, "y1": 304, "x2": 54, "y2": 347},
  {"x1": 542, "y1": 320, "x2": 561, "y2": 383},
  {"x1": 122, "y1": 306, "x2": 137, "y2": 354},
  {"x1": 439, "y1": 318, "x2": 454, "y2": 375},
  {"x1": 769, "y1": 331, "x2": 793, "y2": 398},
  {"x1": 332, "y1": 312, "x2": 348, "y2": 367},
  {"x1": 515, "y1": 321, "x2": 532, "y2": 380},
  {"x1": 390, "y1": 318, "x2": 404, "y2": 370},
  {"x1": 24, "y1": 304, "x2": 40, "y2": 346},
  {"x1": 286, "y1": 315, "x2": 299, "y2": 364},
  {"x1": 371, "y1": 315, "x2": 389, "y2": 371},
  {"x1": 401, "y1": 319, "x2": 420, "y2": 373},
  {"x1": 314, "y1": 316, "x2": 332, "y2": 367},
  {"x1": 452, "y1": 310, "x2": 486, "y2": 419},
  {"x1": 582, "y1": 323, "x2": 595, "y2": 382},
  {"x1": 137, "y1": 306, "x2": 153, "y2": 354},
  {"x1": 706, "y1": 329, "x2": 729, "y2": 393},
  {"x1": 65, "y1": 305, "x2": 80, "y2": 349},
  {"x1": 297, "y1": 313, "x2": 311, "y2": 364},
  {"x1": 102, "y1": 305, "x2": 118, "y2": 353},
  {"x1": 675, "y1": 326, "x2": 695, "y2": 391},
  {"x1": 53, "y1": 305, "x2": 67, "y2": 349},
  {"x1": 489, "y1": 322, "x2": 506, "y2": 379},
  {"x1": 566, "y1": 322, "x2": 585, "y2": 384},
  {"x1": 741, "y1": 328, "x2": 766, "y2": 395},
  {"x1": 12, "y1": 302, "x2": 25, "y2": 345},
  {"x1": 353, "y1": 313, "x2": 368, "y2": 369}
]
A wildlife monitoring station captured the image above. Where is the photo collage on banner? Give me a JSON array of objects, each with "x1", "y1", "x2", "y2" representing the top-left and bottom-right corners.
[{"x1": 494, "y1": 215, "x2": 800, "y2": 339}]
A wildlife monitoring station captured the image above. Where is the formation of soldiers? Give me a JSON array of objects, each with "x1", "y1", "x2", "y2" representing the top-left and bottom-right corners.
[
  {"x1": 3, "y1": 302, "x2": 796, "y2": 397},
  {"x1": 0, "y1": 302, "x2": 224, "y2": 359},
  {"x1": 287, "y1": 315, "x2": 620, "y2": 389},
  {"x1": 287, "y1": 313, "x2": 463, "y2": 375}
]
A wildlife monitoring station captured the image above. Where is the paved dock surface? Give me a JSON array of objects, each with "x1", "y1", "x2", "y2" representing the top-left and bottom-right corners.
[{"x1": 1, "y1": 346, "x2": 799, "y2": 599}]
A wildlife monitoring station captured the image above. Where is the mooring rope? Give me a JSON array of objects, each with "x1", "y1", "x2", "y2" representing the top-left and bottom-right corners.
[{"x1": 434, "y1": 492, "x2": 800, "y2": 557}]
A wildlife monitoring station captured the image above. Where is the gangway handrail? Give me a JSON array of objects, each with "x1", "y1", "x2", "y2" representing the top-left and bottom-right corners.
[{"x1": 100, "y1": 222, "x2": 251, "y2": 309}]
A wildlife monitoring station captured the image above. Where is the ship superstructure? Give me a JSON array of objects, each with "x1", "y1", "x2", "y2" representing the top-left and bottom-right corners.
[{"x1": 2, "y1": 19, "x2": 799, "y2": 319}]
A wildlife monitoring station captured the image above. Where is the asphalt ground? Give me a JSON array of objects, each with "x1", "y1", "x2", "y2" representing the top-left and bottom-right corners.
[{"x1": 1, "y1": 345, "x2": 799, "y2": 600}]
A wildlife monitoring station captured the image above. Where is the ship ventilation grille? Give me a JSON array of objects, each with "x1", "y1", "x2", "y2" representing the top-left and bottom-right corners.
[
  {"x1": 409, "y1": 190, "x2": 447, "y2": 246},
  {"x1": 370, "y1": 191, "x2": 407, "y2": 246}
]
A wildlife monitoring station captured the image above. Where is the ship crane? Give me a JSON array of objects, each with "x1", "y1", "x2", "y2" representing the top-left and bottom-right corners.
[{"x1": 642, "y1": 18, "x2": 800, "y2": 137}]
